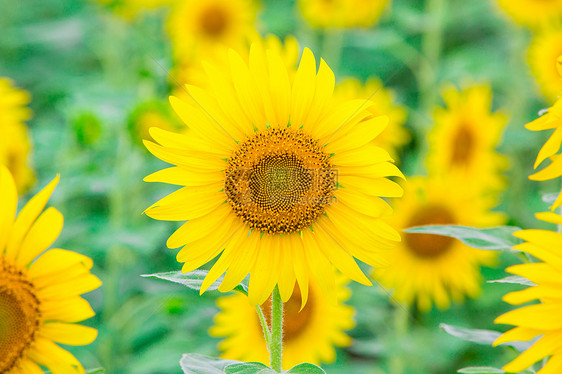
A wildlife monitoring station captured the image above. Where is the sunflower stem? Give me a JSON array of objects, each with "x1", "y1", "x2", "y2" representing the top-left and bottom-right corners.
[
  {"x1": 256, "y1": 305, "x2": 273, "y2": 348},
  {"x1": 269, "y1": 286, "x2": 284, "y2": 372}
]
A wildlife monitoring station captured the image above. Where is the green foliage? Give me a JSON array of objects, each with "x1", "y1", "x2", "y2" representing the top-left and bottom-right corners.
[
  {"x1": 286, "y1": 363, "x2": 326, "y2": 373},
  {"x1": 179, "y1": 354, "x2": 243, "y2": 374},
  {"x1": 403, "y1": 225, "x2": 523, "y2": 251},
  {"x1": 141, "y1": 270, "x2": 249, "y2": 295},
  {"x1": 440, "y1": 323, "x2": 534, "y2": 352},
  {"x1": 224, "y1": 362, "x2": 276, "y2": 374}
]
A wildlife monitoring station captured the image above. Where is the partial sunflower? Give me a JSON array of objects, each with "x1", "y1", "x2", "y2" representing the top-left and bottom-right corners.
[
  {"x1": 210, "y1": 274, "x2": 353, "y2": 370},
  {"x1": 0, "y1": 78, "x2": 31, "y2": 126},
  {"x1": 144, "y1": 44, "x2": 403, "y2": 306},
  {"x1": 528, "y1": 26, "x2": 562, "y2": 101},
  {"x1": 0, "y1": 166, "x2": 101, "y2": 373},
  {"x1": 298, "y1": 0, "x2": 390, "y2": 28},
  {"x1": 493, "y1": 0, "x2": 562, "y2": 28},
  {"x1": 333, "y1": 78, "x2": 409, "y2": 160},
  {"x1": 494, "y1": 211, "x2": 562, "y2": 374},
  {"x1": 127, "y1": 100, "x2": 181, "y2": 148},
  {"x1": 426, "y1": 84, "x2": 508, "y2": 193},
  {"x1": 526, "y1": 80, "x2": 562, "y2": 210},
  {"x1": 373, "y1": 176, "x2": 503, "y2": 312},
  {"x1": 166, "y1": 0, "x2": 258, "y2": 62}
]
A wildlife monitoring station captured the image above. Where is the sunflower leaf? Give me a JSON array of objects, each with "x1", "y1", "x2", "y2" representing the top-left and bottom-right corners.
[
  {"x1": 141, "y1": 270, "x2": 249, "y2": 296},
  {"x1": 440, "y1": 323, "x2": 535, "y2": 352},
  {"x1": 224, "y1": 362, "x2": 276, "y2": 374},
  {"x1": 179, "y1": 353, "x2": 242, "y2": 374},
  {"x1": 286, "y1": 363, "x2": 326, "y2": 373},
  {"x1": 487, "y1": 275, "x2": 535, "y2": 286},
  {"x1": 403, "y1": 225, "x2": 523, "y2": 251},
  {"x1": 457, "y1": 367, "x2": 505, "y2": 373}
]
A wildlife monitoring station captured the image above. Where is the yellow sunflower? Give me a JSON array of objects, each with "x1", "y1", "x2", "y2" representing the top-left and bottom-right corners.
[
  {"x1": 494, "y1": 211, "x2": 562, "y2": 374},
  {"x1": 166, "y1": 0, "x2": 258, "y2": 62},
  {"x1": 426, "y1": 84, "x2": 508, "y2": 193},
  {"x1": 494, "y1": 0, "x2": 562, "y2": 28},
  {"x1": 333, "y1": 78, "x2": 409, "y2": 160},
  {"x1": 144, "y1": 44, "x2": 403, "y2": 306},
  {"x1": 528, "y1": 26, "x2": 562, "y2": 102},
  {"x1": 298, "y1": 0, "x2": 390, "y2": 29},
  {"x1": 210, "y1": 274, "x2": 353, "y2": 370},
  {"x1": 526, "y1": 82, "x2": 562, "y2": 209},
  {"x1": 373, "y1": 176, "x2": 503, "y2": 312},
  {"x1": 0, "y1": 166, "x2": 101, "y2": 373}
]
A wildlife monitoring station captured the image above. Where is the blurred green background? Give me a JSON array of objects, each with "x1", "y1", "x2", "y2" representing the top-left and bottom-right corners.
[{"x1": 0, "y1": 0, "x2": 555, "y2": 373}]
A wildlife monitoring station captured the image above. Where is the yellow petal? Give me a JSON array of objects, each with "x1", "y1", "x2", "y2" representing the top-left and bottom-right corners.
[
  {"x1": 40, "y1": 323, "x2": 98, "y2": 346},
  {"x1": 5, "y1": 174, "x2": 59, "y2": 260},
  {"x1": 28, "y1": 249, "x2": 93, "y2": 279},
  {"x1": 144, "y1": 166, "x2": 223, "y2": 187},
  {"x1": 493, "y1": 327, "x2": 543, "y2": 346},
  {"x1": 495, "y1": 303, "x2": 562, "y2": 330},
  {"x1": 16, "y1": 207, "x2": 63, "y2": 267},
  {"x1": 42, "y1": 296, "x2": 95, "y2": 323},
  {"x1": 291, "y1": 48, "x2": 316, "y2": 128},
  {"x1": 144, "y1": 185, "x2": 224, "y2": 221},
  {"x1": 0, "y1": 165, "x2": 17, "y2": 253}
]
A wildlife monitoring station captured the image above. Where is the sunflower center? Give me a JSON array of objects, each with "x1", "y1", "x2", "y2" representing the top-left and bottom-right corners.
[
  {"x1": 261, "y1": 286, "x2": 313, "y2": 342},
  {"x1": 450, "y1": 125, "x2": 474, "y2": 166},
  {"x1": 225, "y1": 128, "x2": 336, "y2": 234},
  {"x1": 200, "y1": 5, "x2": 229, "y2": 37},
  {"x1": 0, "y1": 258, "x2": 41, "y2": 372},
  {"x1": 404, "y1": 204, "x2": 456, "y2": 258}
]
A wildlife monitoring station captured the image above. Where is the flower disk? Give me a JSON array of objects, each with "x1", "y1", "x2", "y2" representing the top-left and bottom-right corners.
[
  {"x1": 225, "y1": 128, "x2": 335, "y2": 234},
  {"x1": 144, "y1": 44, "x2": 403, "y2": 305}
]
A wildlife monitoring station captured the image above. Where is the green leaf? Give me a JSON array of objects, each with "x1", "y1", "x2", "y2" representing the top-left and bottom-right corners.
[
  {"x1": 440, "y1": 323, "x2": 535, "y2": 352},
  {"x1": 141, "y1": 270, "x2": 248, "y2": 296},
  {"x1": 457, "y1": 367, "x2": 505, "y2": 374},
  {"x1": 224, "y1": 362, "x2": 276, "y2": 374},
  {"x1": 85, "y1": 370, "x2": 106, "y2": 374},
  {"x1": 179, "y1": 353, "x2": 242, "y2": 374},
  {"x1": 487, "y1": 275, "x2": 535, "y2": 287},
  {"x1": 286, "y1": 363, "x2": 326, "y2": 373},
  {"x1": 403, "y1": 225, "x2": 522, "y2": 251}
]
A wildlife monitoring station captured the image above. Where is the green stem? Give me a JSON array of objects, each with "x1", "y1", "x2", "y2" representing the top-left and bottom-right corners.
[
  {"x1": 255, "y1": 305, "x2": 272, "y2": 348},
  {"x1": 418, "y1": 0, "x2": 445, "y2": 117},
  {"x1": 390, "y1": 305, "x2": 410, "y2": 374},
  {"x1": 269, "y1": 286, "x2": 284, "y2": 372}
]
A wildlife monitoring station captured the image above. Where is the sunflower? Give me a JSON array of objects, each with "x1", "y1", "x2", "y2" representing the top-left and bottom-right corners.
[
  {"x1": 144, "y1": 44, "x2": 403, "y2": 306},
  {"x1": 210, "y1": 274, "x2": 353, "y2": 370},
  {"x1": 128, "y1": 100, "x2": 181, "y2": 147},
  {"x1": 526, "y1": 81, "x2": 562, "y2": 209},
  {"x1": 0, "y1": 78, "x2": 34, "y2": 193},
  {"x1": 373, "y1": 176, "x2": 503, "y2": 311},
  {"x1": 0, "y1": 166, "x2": 101, "y2": 373},
  {"x1": 493, "y1": 211, "x2": 562, "y2": 374},
  {"x1": 297, "y1": 0, "x2": 390, "y2": 29},
  {"x1": 493, "y1": 0, "x2": 562, "y2": 28},
  {"x1": 166, "y1": 0, "x2": 258, "y2": 62},
  {"x1": 333, "y1": 78, "x2": 409, "y2": 160},
  {"x1": 528, "y1": 26, "x2": 562, "y2": 102},
  {"x1": 426, "y1": 84, "x2": 508, "y2": 193}
]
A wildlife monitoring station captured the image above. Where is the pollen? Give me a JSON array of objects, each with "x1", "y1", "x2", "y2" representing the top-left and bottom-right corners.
[
  {"x1": 0, "y1": 257, "x2": 41, "y2": 373},
  {"x1": 225, "y1": 128, "x2": 336, "y2": 234}
]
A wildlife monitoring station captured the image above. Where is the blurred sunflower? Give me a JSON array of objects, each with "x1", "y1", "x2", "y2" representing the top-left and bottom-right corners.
[
  {"x1": 210, "y1": 274, "x2": 353, "y2": 369},
  {"x1": 144, "y1": 44, "x2": 403, "y2": 306},
  {"x1": 494, "y1": 0, "x2": 562, "y2": 28},
  {"x1": 427, "y1": 84, "x2": 508, "y2": 193},
  {"x1": 494, "y1": 211, "x2": 562, "y2": 374},
  {"x1": 166, "y1": 0, "x2": 258, "y2": 62},
  {"x1": 0, "y1": 79, "x2": 34, "y2": 193},
  {"x1": 298, "y1": 0, "x2": 390, "y2": 28},
  {"x1": 528, "y1": 26, "x2": 562, "y2": 101},
  {"x1": 128, "y1": 100, "x2": 181, "y2": 147},
  {"x1": 373, "y1": 176, "x2": 502, "y2": 311},
  {"x1": 333, "y1": 78, "x2": 409, "y2": 160},
  {"x1": 0, "y1": 166, "x2": 101, "y2": 373}
]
